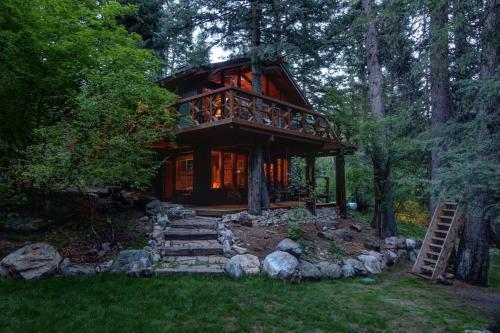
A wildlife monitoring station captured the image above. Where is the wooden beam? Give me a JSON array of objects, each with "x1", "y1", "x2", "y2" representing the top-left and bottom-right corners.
[{"x1": 248, "y1": 144, "x2": 263, "y2": 215}]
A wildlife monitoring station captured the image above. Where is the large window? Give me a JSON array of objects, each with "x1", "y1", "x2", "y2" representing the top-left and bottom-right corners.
[
  {"x1": 264, "y1": 158, "x2": 289, "y2": 187},
  {"x1": 211, "y1": 150, "x2": 247, "y2": 189},
  {"x1": 175, "y1": 154, "x2": 193, "y2": 191}
]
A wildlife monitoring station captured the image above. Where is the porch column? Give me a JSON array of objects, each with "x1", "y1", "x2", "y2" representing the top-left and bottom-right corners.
[
  {"x1": 306, "y1": 152, "x2": 316, "y2": 215},
  {"x1": 193, "y1": 145, "x2": 211, "y2": 205},
  {"x1": 248, "y1": 143, "x2": 263, "y2": 215},
  {"x1": 335, "y1": 153, "x2": 347, "y2": 218}
]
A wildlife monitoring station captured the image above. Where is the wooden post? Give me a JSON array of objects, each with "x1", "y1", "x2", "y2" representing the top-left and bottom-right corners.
[
  {"x1": 306, "y1": 152, "x2": 316, "y2": 215},
  {"x1": 335, "y1": 153, "x2": 347, "y2": 218},
  {"x1": 248, "y1": 143, "x2": 263, "y2": 215}
]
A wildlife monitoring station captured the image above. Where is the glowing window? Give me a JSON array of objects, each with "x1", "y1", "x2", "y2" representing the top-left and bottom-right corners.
[
  {"x1": 236, "y1": 154, "x2": 247, "y2": 188},
  {"x1": 211, "y1": 150, "x2": 222, "y2": 189}
]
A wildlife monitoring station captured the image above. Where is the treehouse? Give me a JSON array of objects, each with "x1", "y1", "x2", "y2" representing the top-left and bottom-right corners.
[{"x1": 153, "y1": 58, "x2": 351, "y2": 214}]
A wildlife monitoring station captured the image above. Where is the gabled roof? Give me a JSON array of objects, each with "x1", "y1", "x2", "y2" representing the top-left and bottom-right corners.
[{"x1": 158, "y1": 57, "x2": 311, "y2": 108}]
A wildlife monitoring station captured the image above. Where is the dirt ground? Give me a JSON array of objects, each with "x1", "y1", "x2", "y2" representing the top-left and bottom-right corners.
[
  {"x1": 230, "y1": 216, "x2": 377, "y2": 262},
  {"x1": 0, "y1": 207, "x2": 150, "y2": 263}
]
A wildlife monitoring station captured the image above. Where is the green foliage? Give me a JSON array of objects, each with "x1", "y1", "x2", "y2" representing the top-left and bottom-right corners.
[
  {"x1": 0, "y1": 0, "x2": 177, "y2": 197},
  {"x1": 287, "y1": 222, "x2": 301, "y2": 241},
  {"x1": 328, "y1": 242, "x2": 346, "y2": 260}
]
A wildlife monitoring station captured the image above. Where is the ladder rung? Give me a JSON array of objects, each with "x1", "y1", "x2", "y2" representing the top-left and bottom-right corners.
[
  {"x1": 421, "y1": 265, "x2": 435, "y2": 272},
  {"x1": 440, "y1": 215, "x2": 453, "y2": 220},
  {"x1": 424, "y1": 258, "x2": 437, "y2": 264},
  {"x1": 437, "y1": 223, "x2": 451, "y2": 228},
  {"x1": 432, "y1": 237, "x2": 446, "y2": 243},
  {"x1": 444, "y1": 202, "x2": 458, "y2": 206},
  {"x1": 427, "y1": 251, "x2": 440, "y2": 256},
  {"x1": 442, "y1": 209, "x2": 456, "y2": 213}
]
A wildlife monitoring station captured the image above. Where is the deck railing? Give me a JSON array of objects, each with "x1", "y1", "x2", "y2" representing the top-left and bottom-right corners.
[{"x1": 170, "y1": 86, "x2": 339, "y2": 141}]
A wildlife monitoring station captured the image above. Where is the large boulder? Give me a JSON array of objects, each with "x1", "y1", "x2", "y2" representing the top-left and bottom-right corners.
[
  {"x1": 276, "y1": 238, "x2": 303, "y2": 257},
  {"x1": 145, "y1": 199, "x2": 165, "y2": 217},
  {"x1": 357, "y1": 254, "x2": 383, "y2": 274},
  {"x1": 317, "y1": 261, "x2": 342, "y2": 279},
  {"x1": 263, "y1": 251, "x2": 299, "y2": 280},
  {"x1": 225, "y1": 260, "x2": 243, "y2": 278},
  {"x1": 229, "y1": 254, "x2": 260, "y2": 274},
  {"x1": 381, "y1": 249, "x2": 399, "y2": 266},
  {"x1": 343, "y1": 258, "x2": 368, "y2": 277},
  {"x1": 59, "y1": 258, "x2": 96, "y2": 277},
  {"x1": 0, "y1": 243, "x2": 62, "y2": 280},
  {"x1": 110, "y1": 250, "x2": 152, "y2": 277},
  {"x1": 298, "y1": 260, "x2": 321, "y2": 280}
]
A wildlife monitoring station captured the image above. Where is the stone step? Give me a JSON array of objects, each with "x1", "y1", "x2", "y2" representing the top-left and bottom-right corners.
[
  {"x1": 169, "y1": 220, "x2": 218, "y2": 230},
  {"x1": 163, "y1": 240, "x2": 223, "y2": 256},
  {"x1": 155, "y1": 267, "x2": 225, "y2": 275},
  {"x1": 164, "y1": 228, "x2": 218, "y2": 240}
]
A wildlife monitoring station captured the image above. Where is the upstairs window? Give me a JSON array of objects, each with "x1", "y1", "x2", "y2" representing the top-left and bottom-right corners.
[{"x1": 175, "y1": 154, "x2": 193, "y2": 191}]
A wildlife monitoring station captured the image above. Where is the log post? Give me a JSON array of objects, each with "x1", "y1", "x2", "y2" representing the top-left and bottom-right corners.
[
  {"x1": 306, "y1": 152, "x2": 316, "y2": 215},
  {"x1": 248, "y1": 143, "x2": 263, "y2": 215},
  {"x1": 335, "y1": 153, "x2": 347, "y2": 218}
]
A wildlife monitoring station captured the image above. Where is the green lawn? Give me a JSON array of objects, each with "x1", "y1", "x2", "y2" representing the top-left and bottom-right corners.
[{"x1": 0, "y1": 268, "x2": 492, "y2": 333}]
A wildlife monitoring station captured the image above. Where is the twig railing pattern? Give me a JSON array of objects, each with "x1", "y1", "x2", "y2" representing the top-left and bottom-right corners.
[{"x1": 170, "y1": 86, "x2": 339, "y2": 140}]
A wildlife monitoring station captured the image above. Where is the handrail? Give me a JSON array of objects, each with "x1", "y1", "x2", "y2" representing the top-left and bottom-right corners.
[{"x1": 170, "y1": 86, "x2": 339, "y2": 141}]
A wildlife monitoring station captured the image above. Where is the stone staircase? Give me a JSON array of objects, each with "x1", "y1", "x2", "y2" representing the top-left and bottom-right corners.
[{"x1": 156, "y1": 217, "x2": 228, "y2": 275}]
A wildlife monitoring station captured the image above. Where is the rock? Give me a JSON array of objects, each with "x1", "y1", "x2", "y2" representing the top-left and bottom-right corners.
[
  {"x1": 315, "y1": 220, "x2": 340, "y2": 231},
  {"x1": 152, "y1": 225, "x2": 164, "y2": 241},
  {"x1": 298, "y1": 260, "x2": 321, "y2": 280},
  {"x1": 436, "y1": 275, "x2": 452, "y2": 286},
  {"x1": 405, "y1": 238, "x2": 416, "y2": 250},
  {"x1": 95, "y1": 260, "x2": 113, "y2": 273},
  {"x1": 397, "y1": 249, "x2": 408, "y2": 260},
  {"x1": 357, "y1": 254, "x2": 383, "y2": 274},
  {"x1": 334, "y1": 229, "x2": 352, "y2": 241},
  {"x1": 59, "y1": 258, "x2": 96, "y2": 277},
  {"x1": 110, "y1": 250, "x2": 152, "y2": 277},
  {"x1": 343, "y1": 258, "x2": 368, "y2": 276},
  {"x1": 359, "y1": 277, "x2": 376, "y2": 285},
  {"x1": 317, "y1": 261, "x2": 342, "y2": 279},
  {"x1": 263, "y1": 251, "x2": 299, "y2": 280},
  {"x1": 0, "y1": 265, "x2": 8, "y2": 277},
  {"x1": 385, "y1": 236, "x2": 398, "y2": 249},
  {"x1": 166, "y1": 205, "x2": 196, "y2": 220},
  {"x1": 3, "y1": 214, "x2": 50, "y2": 232},
  {"x1": 145, "y1": 199, "x2": 165, "y2": 216},
  {"x1": 381, "y1": 250, "x2": 399, "y2": 266},
  {"x1": 408, "y1": 249, "x2": 418, "y2": 262},
  {"x1": 225, "y1": 259, "x2": 243, "y2": 278},
  {"x1": 367, "y1": 250, "x2": 386, "y2": 268},
  {"x1": 147, "y1": 239, "x2": 157, "y2": 249},
  {"x1": 0, "y1": 243, "x2": 62, "y2": 280},
  {"x1": 318, "y1": 230, "x2": 336, "y2": 241},
  {"x1": 445, "y1": 273, "x2": 455, "y2": 280},
  {"x1": 101, "y1": 242, "x2": 111, "y2": 252},
  {"x1": 350, "y1": 223, "x2": 362, "y2": 232},
  {"x1": 276, "y1": 238, "x2": 303, "y2": 258},
  {"x1": 342, "y1": 262, "x2": 356, "y2": 277},
  {"x1": 363, "y1": 238, "x2": 381, "y2": 251},
  {"x1": 415, "y1": 239, "x2": 423, "y2": 249},
  {"x1": 218, "y1": 228, "x2": 234, "y2": 243},
  {"x1": 232, "y1": 245, "x2": 248, "y2": 255},
  {"x1": 229, "y1": 254, "x2": 260, "y2": 274},
  {"x1": 222, "y1": 239, "x2": 236, "y2": 257},
  {"x1": 139, "y1": 216, "x2": 149, "y2": 223},
  {"x1": 152, "y1": 253, "x2": 161, "y2": 263},
  {"x1": 156, "y1": 213, "x2": 170, "y2": 226}
]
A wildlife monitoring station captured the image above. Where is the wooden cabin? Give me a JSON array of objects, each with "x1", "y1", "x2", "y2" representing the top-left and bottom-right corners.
[{"x1": 153, "y1": 58, "x2": 350, "y2": 214}]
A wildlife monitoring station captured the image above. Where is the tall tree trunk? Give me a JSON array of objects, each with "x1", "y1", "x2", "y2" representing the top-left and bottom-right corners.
[
  {"x1": 429, "y1": 0, "x2": 452, "y2": 214},
  {"x1": 248, "y1": 144, "x2": 263, "y2": 215},
  {"x1": 456, "y1": 0, "x2": 498, "y2": 286},
  {"x1": 362, "y1": 0, "x2": 397, "y2": 237},
  {"x1": 248, "y1": 0, "x2": 270, "y2": 212}
]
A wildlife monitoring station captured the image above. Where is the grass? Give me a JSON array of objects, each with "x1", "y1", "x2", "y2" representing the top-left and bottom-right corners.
[
  {"x1": 353, "y1": 211, "x2": 427, "y2": 239},
  {"x1": 0, "y1": 269, "x2": 491, "y2": 333}
]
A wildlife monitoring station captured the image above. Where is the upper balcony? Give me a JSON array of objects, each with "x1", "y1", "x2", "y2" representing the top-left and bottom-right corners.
[{"x1": 169, "y1": 85, "x2": 340, "y2": 143}]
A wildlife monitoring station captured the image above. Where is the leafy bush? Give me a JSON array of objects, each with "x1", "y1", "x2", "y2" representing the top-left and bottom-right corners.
[
  {"x1": 287, "y1": 222, "x2": 301, "y2": 240},
  {"x1": 328, "y1": 243, "x2": 346, "y2": 260}
]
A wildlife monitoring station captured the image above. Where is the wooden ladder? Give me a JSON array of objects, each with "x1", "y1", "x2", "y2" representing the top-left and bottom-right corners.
[{"x1": 412, "y1": 201, "x2": 466, "y2": 280}]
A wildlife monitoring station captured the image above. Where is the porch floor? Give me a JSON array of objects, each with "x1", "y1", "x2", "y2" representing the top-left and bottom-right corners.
[{"x1": 185, "y1": 201, "x2": 337, "y2": 217}]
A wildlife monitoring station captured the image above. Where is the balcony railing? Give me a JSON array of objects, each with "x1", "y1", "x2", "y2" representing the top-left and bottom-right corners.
[{"x1": 170, "y1": 86, "x2": 339, "y2": 141}]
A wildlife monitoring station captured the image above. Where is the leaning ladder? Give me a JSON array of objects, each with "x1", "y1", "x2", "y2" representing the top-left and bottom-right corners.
[{"x1": 412, "y1": 201, "x2": 466, "y2": 280}]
